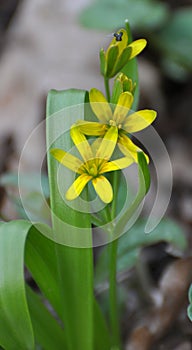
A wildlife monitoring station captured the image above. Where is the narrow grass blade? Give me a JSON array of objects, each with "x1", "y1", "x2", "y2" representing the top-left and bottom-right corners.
[
  {"x1": 26, "y1": 286, "x2": 67, "y2": 350},
  {"x1": 25, "y1": 225, "x2": 62, "y2": 320},
  {"x1": 0, "y1": 221, "x2": 35, "y2": 350}
]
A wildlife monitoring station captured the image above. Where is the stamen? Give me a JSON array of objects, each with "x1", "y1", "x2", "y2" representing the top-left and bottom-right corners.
[{"x1": 109, "y1": 119, "x2": 116, "y2": 126}]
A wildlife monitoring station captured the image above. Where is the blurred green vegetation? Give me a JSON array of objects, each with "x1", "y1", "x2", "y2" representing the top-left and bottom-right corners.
[{"x1": 79, "y1": 0, "x2": 192, "y2": 81}]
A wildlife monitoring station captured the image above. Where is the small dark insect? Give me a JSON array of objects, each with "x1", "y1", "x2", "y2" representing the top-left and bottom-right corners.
[{"x1": 113, "y1": 31, "x2": 123, "y2": 42}]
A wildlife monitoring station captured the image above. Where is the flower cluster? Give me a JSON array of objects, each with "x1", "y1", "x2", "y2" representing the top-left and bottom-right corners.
[
  {"x1": 51, "y1": 126, "x2": 134, "y2": 203},
  {"x1": 76, "y1": 87, "x2": 156, "y2": 163},
  {"x1": 51, "y1": 26, "x2": 157, "y2": 203}
]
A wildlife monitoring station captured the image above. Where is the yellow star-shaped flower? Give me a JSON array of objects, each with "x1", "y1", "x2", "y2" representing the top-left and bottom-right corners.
[
  {"x1": 50, "y1": 126, "x2": 134, "y2": 203},
  {"x1": 100, "y1": 28, "x2": 147, "y2": 78},
  {"x1": 76, "y1": 88, "x2": 157, "y2": 162}
]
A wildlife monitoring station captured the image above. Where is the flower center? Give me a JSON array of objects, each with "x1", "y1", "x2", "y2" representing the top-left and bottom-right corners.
[
  {"x1": 88, "y1": 163, "x2": 98, "y2": 177},
  {"x1": 109, "y1": 119, "x2": 116, "y2": 127},
  {"x1": 109, "y1": 119, "x2": 122, "y2": 129}
]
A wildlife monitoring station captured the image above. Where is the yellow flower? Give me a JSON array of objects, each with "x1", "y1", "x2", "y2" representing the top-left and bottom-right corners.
[
  {"x1": 50, "y1": 126, "x2": 134, "y2": 203},
  {"x1": 100, "y1": 28, "x2": 147, "y2": 78},
  {"x1": 76, "y1": 88, "x2": 157, "y2": 162}
]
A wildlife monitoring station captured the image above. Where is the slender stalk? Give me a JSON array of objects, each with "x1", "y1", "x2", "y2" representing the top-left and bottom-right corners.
[
  {"x1": 108, "y1": 237, "x2": 121, "y2": 348},
  {"x1": 104, "y1": 77, "x2": 110, "y2": 101},
  {"x1": 108, "y1": 171, "x2": 121, "y2": 349},
  {"x1": 104, "y1": 75, "x2": 121, "y2": 348}
]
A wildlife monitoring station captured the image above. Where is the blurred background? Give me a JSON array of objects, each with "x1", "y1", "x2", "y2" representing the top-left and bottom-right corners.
[{"x1": 0, "y1": 0, "x2": 192, "y2": 349}]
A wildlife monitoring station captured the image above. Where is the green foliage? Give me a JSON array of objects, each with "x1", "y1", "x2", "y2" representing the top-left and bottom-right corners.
[
  {"x1": 46, "y1": 89, "x2": 110, "y2": 350},
  {"x1": 0, "y1": 220, "x2": 71, "y2": 349},
  {"x1": 0, "y1": 173, "x2": 50, "y2": 222},
  {"x1": 79, "y1": 0, "x2": 168, "y2": 31},
  {"x1": 0, "y1": 173, "x2": 49, "y2": 197},
  {"x1": 25, "y1": 225, "x2": 62, "y2": 319},
  {"x1": 46, "y1": 89, "x2": 94, "y2": 350},
  {"x1": 156, "y1": 9, "x2": 192, "y2": 79},
  {"x1": 95, "y1": 219, "x2": 187, "y2": 286},
  {"x1": 0, "y1": 221, "x2": 35, "y2": 350},
  {"x1": 0, "y1": 20, "x2": 184, "y2": 350},
  {"x1": 26, "y1": 286, "x2": 67, "y2": 350},
  {"x1": 79, "y1": 2, "x2": 192, "y2": 80}
]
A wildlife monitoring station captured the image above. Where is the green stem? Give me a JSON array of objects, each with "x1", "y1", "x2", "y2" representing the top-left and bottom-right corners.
[
  {"x1": 111, "y1": 171, "x2": 119, "y2": 219},
  {"x1": 108, "y1": 171, "x2": 121, "y2": 349},
  {"x1": 108, "y1": 238, "x2": 121, "y2": 348},
  {"x1": 104, "y1": 77, "x2": 110, "y2": 101}
]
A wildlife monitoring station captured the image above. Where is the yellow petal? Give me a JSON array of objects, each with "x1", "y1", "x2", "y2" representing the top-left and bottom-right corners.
[
  {"x1": 118, "y1": 134, "x2": 149, "y2": 163},
  {"x1": 89, "y1": 88, "x2": 112, "y2": 123},
  {"x1": 96, "y1": 126, "x2": 118, "y2": 160},
  {"x1": 113, "y1": 92, "x2": 133, "y2": 124},
  {"x1": 118, "y1": 134, "x2": 141, "y2": 152},
  {"x1": 50, "y1": 148, "x2": 82, "y2": 173},
  {"x1": 92, "y1": 176, "x2": 113, "y2": 203},
  {"x1": 101, "y1": 156, "x2": 134, "y2": 172},
  {"x1": 91, "y1": 137, "x2": 102, "y2": 157},
  {"x1": 128, "y1": 39, "x2": 147, "y2": 60},
  {"x1": 76, "y1": 120, "x2": 106, "y2": 136},
  {"x1": 123, "y1": 110, "x2": 157, "y2": 133},
  {"x1": 70, "y1": 125, "x2": 93, "y2": 161},
  {"x1": 66, "y1": 174, "x2": 92, "y2": 200}
]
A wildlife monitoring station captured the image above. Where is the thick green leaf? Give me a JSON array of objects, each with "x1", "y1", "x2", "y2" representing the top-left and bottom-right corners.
[
  {"x1": 46, "y1": 89, "x2": 94, "y2": 350},
  {"x1": 94, "y1": 300, "x2": 111, "y2": 350},
  {"x1": 26, "y1": 225, "x2": 110, "y2": 350},
  {"x1": 118, "y1": 218, "x2": 187, "y2": 253},
  {"x1": 188, "y1": 284, "x2": 192, "y2": 322},
  {"x1": 79, "y1": 0, "x2": 168, "y2": 31},
  {"x1": 25, "y1": 225, "x2": 62, "y2": 320},
  {"x1": 0, "y1": 221, "x2": 34, "y2": 350},
  {"x1": 26, "y1": 286, "x2": 67, "y2": 350}
]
